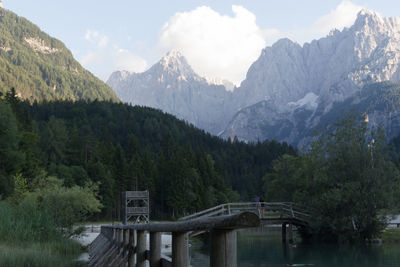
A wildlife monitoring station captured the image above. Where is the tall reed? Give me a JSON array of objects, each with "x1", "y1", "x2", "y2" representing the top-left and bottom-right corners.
[{"x1": 0, "y1": 201, "x2": 84, "y2": 266}]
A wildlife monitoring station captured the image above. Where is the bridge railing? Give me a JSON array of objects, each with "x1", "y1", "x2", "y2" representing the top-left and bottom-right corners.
[
  {"x1": 179, "y1": 202, "x2": 311, "y2": 223},
  {"x1": 89, "y1": 212, "x2": 260, "y2": 267}
]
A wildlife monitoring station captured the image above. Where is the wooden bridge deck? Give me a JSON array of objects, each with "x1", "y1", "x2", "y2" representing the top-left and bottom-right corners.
[
  {"x1": 179, "y1": 202, "x2": 310, "y2": 243},
  {"x1": 180, "y1": 202, "x2": 310, "y2": 226},
  {"x1": 89, "y1": 202, "x2": 309, "y2": 267},
  {"x1": 89, "y1": 212, "x2": 260, "y2": 267}
]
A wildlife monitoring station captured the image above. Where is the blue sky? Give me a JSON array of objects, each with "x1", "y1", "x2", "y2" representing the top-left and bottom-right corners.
[{"x1": 3, "y1": 0, "x2": 400, "y2": 85}]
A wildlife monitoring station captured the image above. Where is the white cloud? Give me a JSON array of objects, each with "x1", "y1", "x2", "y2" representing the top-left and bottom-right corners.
[
  {"x1": 113, "y1": 48, "x2": 148, "y2": 73},
  {"x1": 311, "y1": 1, "x2": 364, "y2": 36},
  {"x1": 79, "y1": 2, "x2": 366, "y2": 84},
  {"x1": 85, "y1": 29, "x2": 109, "y2": 48},
  {"x1": 285, "y1": 1, "x2": 365, "y2": 44},
  {"x1": 158, "y1": 5, "x2": 271, "y2": 85},
  {"x1": 80, "y1": 30, "x2": 147, "y2": 81}
]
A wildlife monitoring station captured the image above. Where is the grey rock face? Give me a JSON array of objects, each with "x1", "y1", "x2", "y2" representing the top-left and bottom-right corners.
[
  {"x1": 223, "y1": 10, "x2": 400, "y2": 146},
  {"x1": 108, "y1": 10, "x2": 400, "y2": 147},
  {"x1": 107, "y1": 51, "x2": 237, "y2": 135}
]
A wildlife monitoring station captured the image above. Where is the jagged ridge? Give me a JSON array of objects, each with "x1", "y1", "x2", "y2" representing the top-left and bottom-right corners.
[
  {"x1": 107, "y1": 51, "x2": 237, "y2": 135},
  {"x1": 223, "y1": 9, "x2": 400, "y2": 146}
]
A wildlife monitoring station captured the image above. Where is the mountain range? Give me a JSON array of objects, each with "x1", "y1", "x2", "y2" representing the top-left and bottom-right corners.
[
  {"x1": 109, "y1": 9, "x2": 400, "y2": 148},
  {"x1": 107, "y1": 50, "x2": 236, "y2": 134},
  {"x1": 0, "y1": 8, "x2": 118, "y2": 102}
]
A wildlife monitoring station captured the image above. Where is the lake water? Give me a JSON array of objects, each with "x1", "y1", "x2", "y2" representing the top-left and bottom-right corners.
[{"x1": 190, "y1": 228, "x2": 400, "y2": 267}]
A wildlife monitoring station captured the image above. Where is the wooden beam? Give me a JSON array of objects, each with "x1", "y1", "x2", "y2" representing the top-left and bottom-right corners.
[
  {"x1": 102, "y1": 212, "x2": 260, "y2": 233},
  {"x1": 282, "y1": 223, "x2": 287, "y2": 243},
  {"x1": 210, "y1": 229, "x2": 237, "y2": 267},
  {"x1": 172, "y1": 232, "x2": 189, "y2": 267},
  {"x1": 137, "y1": 230, "x2": 147, "y2": 267},
  {"x1": 150, "y1": 232, "x2": 162, "y2": 267},
  {"x1": 288, "y1": 223, "x2": 294, "y2": 244},
  {"x1": 128, "y1": 229, "x2": 136, "y2": 267}
]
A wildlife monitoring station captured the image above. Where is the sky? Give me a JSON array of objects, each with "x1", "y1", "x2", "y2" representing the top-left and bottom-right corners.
[{"x1": 3, "y1": 0, "x2": 400, "y2": 86}]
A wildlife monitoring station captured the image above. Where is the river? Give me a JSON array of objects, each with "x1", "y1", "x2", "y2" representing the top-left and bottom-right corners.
[{"x1": 190, "y1": 228, "x2": 400, "y2": 267}]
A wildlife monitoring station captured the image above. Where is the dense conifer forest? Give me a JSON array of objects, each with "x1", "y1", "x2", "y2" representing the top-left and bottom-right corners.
[{"x1": 0, "y1": 89, "x2": 296, "y2": 220}]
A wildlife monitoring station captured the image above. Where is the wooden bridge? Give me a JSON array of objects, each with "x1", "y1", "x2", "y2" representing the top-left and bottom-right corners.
[
  {"x1": 179, "y1": 202, "x2": 310, "y2": 242},
  {"x1": 89, "y1": 211, "x2": 260, "y2": 267},
  {"x1": 89, "y1": 202, "x2": 309, "y2": 266}
]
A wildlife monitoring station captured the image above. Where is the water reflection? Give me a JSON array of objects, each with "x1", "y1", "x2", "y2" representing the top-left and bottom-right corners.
[{"x1": 191, "y1": 228, "x2": 400, "y2": 267}]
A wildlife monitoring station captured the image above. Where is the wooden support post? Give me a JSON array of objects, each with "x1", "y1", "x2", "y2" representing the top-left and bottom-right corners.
[
  {"x1": 91, "y1": 233, "x2": 115, "y2": 266},
  {"x1": 110, "y1": 229, "x2": 125, "y2": 266},
  {"x1": 128, "y1": 229, "x2": 136, "y2": 267},
  {"x1": 137, "y1": 230, "x2": 147, "y2": 267},
  {"x1": 94, "y1": 212, "x2": 260, "y2": 267},
  {"x1": 124, "y1": 228, "x2": 130, "y2": 254},
  {"x1": 119, "y1": 228, "x2": 124, "y2": 249},
  {"x1": 288, "y1": 223, "x2": 294, "y2": 244},
  {"x1": 104, "y1": 229, "x2": 120, "y2": 266},
  {"x1": 150, "y1": 232, "x2": 162, "y2": 267},
  {"x1": 117, "y1": 228, "x2": 129, "y2": 265},
  {"x1": 172, "y1": 232, "x2": 189, "y2": 267},
  {"x1": 282, "y1": 223, "x2": 287, "y2": 243},
  {"x1": 210, "y1": 229, "x2": 237, "y2": 267}
]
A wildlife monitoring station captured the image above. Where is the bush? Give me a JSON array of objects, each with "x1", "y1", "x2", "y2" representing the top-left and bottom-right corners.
[{"x1": 23, "y1": 175, "x2": 102, "y2": 235}]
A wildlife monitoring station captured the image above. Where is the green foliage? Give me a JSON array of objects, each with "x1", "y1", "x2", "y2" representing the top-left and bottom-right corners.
[
  {"x1": 0, "y1": 92, "x2": 295, "y2": 220},
  {"x1": 0, "y1": 201, "x2": 58, "y2": 243},
  {"x1": 9, "y1": 173, "x2": 29, "y2": 204},
  {"x1": 0, "y1": 9, "x2": 118, "y2": 102},
  {"x1": 265, "y1": 114, "x2": 400, "y2": 242},
  {"x1": 0, "y1": 201, "x2": 83, "y2": 266},
  {"x1": 0, "y1": 243, "x2": 84, "y2": 267},
  {"x1": 25, "y1": 176, "x2": 102, "y2": 232},
  {"x1": 382, "y1": 228, "x2": 400, "y2": 242},
  {"x1": 0, "y1": 100, "x2": 23, "y2": 197}
]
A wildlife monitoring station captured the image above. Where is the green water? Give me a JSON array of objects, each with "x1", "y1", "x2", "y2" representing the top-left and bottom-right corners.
[{"x1": 191, "y1": 229, "x2": 400, "y2": 267}]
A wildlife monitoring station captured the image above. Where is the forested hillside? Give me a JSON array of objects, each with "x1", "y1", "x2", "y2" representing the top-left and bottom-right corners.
[
  {"x1": 0, "y1": 89, "x2": 295, "y2": 220},
  {"x1": 0, "y1": 9, "x2": 118, "y2": 102}
]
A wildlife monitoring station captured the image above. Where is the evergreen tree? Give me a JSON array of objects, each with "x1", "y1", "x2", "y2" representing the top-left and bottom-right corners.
[
  {"x1": 0, "y1": 100, "x2": 22, "y2": 197},
  {"x1": 265, "y1": 114, "x2": 400, "y2": 242}
]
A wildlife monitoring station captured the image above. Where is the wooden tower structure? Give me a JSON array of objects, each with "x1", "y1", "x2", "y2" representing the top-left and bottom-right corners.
[{"x1": 121, "y1": 190, "x2": 149, "y2": 224}]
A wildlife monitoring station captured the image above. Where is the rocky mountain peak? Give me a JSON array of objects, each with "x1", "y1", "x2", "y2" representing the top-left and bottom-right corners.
[
  {"x1": 155, "y1": 50, "x2": 197, "y2": 79},
  {"x1": 222, "y1": 10, "x2": 400, "y2": 145},
  {"x1": 272, "y1": 38, "x2": 300, "y2": 49},
  {"x1": 353, "y1": 9, "x2": 387, "y2": 32},
  {"x1": 356, "y1": 9, "x2": 381, "y2": 21}
]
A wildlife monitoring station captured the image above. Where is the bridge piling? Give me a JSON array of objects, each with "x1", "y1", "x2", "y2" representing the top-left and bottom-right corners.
[
  {"x1": 210, "y1": 229, "x2": 237, "y2": 267},
  {"x1": 150, "y1": 231, "x2": 162, "y2": 267},
  {"x1": 282, "y1": 223, "x2": 287, "y2": 243},
  {"x1": 288, "y1": 223, "x2": 294, "y2": 244},
  {"x1": 128, "y1": 229, "x2": 136, "y2": 266},
  {"x1": 172, "y1": 232, "x2": 189, "y2": 267},
  {"x1": 137, "y1": 230, "x2": 147, "y2": 267},
  {"x1": 91, "y1": 212, "x2": 260, "y2": 267}
]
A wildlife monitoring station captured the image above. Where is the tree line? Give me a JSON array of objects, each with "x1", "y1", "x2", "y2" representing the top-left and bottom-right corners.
[
  {"x1": 264, "y1": 114, "x2": 400, "y2": 242},
  {"x1": 3, "y1": 87, "x2": 399, "y2": 242},
  {"x1": 0, "y1": 88, "x2": 295, "y2": 220}
]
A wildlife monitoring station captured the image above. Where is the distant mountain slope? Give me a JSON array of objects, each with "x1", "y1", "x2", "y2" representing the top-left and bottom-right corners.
[
  {"x1": 108, "y1": 9, "x2": 400, "y2": 145},
  {"x1": 107, "y1": 51, "x2": 237, "y2": 135},
  {"x1": 235, "y1": 9, "x2": 400, "y2": 110},
  {"x1": 222, "y1": 10, "x2": 400, "y2": 146},
  {"x1": 0, "y1": 8, "x2": 119, "y2": 102},
  {"x1": 222, "y1": 81, "x2": 400, "y2": 149}
]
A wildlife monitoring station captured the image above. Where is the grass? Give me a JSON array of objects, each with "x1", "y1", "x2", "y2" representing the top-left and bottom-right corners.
[
  {"x1": 0, "y1": 242, "x2": 85, "y2": 267},
  {"x1": 382, "y1": 228, "x2": 400, "y2": 242},
  {"x1": 0, "y1": 201, "x2": 86, "y2": 266}
]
